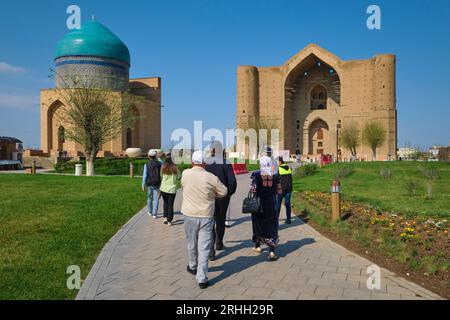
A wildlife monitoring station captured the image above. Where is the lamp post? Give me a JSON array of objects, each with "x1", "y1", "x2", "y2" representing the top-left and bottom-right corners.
[{"x1": 331, "y1": 180, "x2": 341, "y2": 222}]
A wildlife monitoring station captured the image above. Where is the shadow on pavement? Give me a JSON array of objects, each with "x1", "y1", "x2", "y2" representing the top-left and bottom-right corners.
[{"x1": 209, "y1": 237, "x2": 316, "y2": 287}]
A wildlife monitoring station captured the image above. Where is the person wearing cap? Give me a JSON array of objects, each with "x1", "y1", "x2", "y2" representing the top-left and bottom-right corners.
[
  {"x1": 276, "y1": 157, "x2": 293, "y2": 224},
  {"x1": 181, "y1": 150, "x2": 228, "y2": 289},
  {"x1": 249, "y1": 156, "x2": 281, "y2": 261},
  {"x1": 142, "y1": 149, "x2": 162, "y2": 218},
  {"x1": 205, "y1": 142, "x2": 237, "y2": 260}
]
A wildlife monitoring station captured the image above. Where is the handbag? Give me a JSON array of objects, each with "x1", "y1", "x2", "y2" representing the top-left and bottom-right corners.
[{"x1": 242, "y1": 192, "x2": 261, "y2": 214}]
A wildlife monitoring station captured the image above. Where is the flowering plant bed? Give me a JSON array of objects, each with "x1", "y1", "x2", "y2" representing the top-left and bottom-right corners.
[{"x1": 293, "y1": 191, "x2": 449, "y2": 299}]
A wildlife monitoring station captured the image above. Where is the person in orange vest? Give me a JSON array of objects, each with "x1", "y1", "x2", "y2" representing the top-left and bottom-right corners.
[{"x1": 276, "y1": 157, "x2": 293, "y2": 224}]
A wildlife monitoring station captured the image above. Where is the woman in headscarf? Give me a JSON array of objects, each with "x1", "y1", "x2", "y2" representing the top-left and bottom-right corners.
[{"x1": 250, "y1": 156, "x2": 281, "y2": 261}]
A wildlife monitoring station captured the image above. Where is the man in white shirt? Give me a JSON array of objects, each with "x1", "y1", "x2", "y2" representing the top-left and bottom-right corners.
[{"x1": 181, "y1": 151, "x2": 228, "y2": 289}]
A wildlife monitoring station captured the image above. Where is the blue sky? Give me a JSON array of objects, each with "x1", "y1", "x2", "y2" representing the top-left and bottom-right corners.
[{"x1": 0, "y1": 0, "x2": 449, "y2": 149}]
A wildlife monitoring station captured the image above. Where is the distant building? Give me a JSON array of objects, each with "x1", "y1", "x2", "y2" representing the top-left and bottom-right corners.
[
  {"x1": 0, "y1": 137, "x2": 23, "y2": 170},
  {"x1": 429, "y1": 145, "x2": 450, "y2": 162},
  {"x1": 236, "y1": 44, "x2": 397, "y2": 161},
  {"x1": 40, "y1": 21, "x2": 161, "y2": 159},
  {"x1": 397, "y1": 147, "x2": 418, "y2": 160}
]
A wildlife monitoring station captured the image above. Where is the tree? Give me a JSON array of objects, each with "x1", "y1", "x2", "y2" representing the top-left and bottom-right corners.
[
  {"x1": 50, "y1": 73, "x2": 142, "y2": 176},
  {"x1": 339, "y1": 122, "x2": 360, "y2": 158},
  {"x1": 362, "y1": 121, "x2": 386, "y2": 161}
]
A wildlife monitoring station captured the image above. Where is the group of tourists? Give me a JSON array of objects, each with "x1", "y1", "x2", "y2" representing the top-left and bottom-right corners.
[{"x1": 141, "y1": 145, "x2": 293, "y2": 290}]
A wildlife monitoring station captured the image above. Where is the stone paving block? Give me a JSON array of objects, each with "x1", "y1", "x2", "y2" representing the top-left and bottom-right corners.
[
  {"x1": 331, "y1": 279, "x2": 361, "y2": 290},
  {"x1": 337, "y1": 267, "x2": 362, "y2": 275},
  {"x1": 346, "y1": 274, "x2": 369, "y2": 282},
  {"x1": 295, "y1": 284, "x2": 318, "y2": 295},
  {"x1": 243, "y1": 287, "x2": 273, "y2": 298},
  {"x1": 322, "y1": 272, "x2": 347, "y2": 281},
  {"x1": 306, "y1": 277, "x2": 334, "y2": 287},
  {"x1": 260, "y1": 272, "x2": 286, "y2": 282},
  {"x1": 315, "y1": 286, "x2": 343, "y2": 297},
  {"x1": 314, "y1": 265, "x2": 338, "y2": 273},
  {"x1": 94, "y1": 289, "x2": 129, "y2": 300},
  {"x1": 342, "y1": 288, "x2": 372, "y2": 300},
  {"x1": 372, "y1": 292, "x2": 402, "y2": 300},
  {"x1": 150, "y1": 294, "x2": 178, "y2": 300},
  {"x1": 172, "y1": 287, "x2": 202, "y2": 299},
  {"x1": 386, "y1": 285, "x2": 419, "y2": 296},
  {"x1": 218, "y1": 284, "x2": 247, "y2": 295},
  {"x1": 224, "y1": 294, "x2": 254, "y2": 300},
  {"x1": 240, "y1": 277, "x2": 268, "y2": 288},
  {"x1": 197, "y1": 291, "x2": 227, "y2": 300},
  {"x1": 270, "y1": 290, "x2": 299, "y2": 300},
  {"x1": 298, "y1": 293, "x2": 327, "y2": 300},
  {"x1": 299, "y1": 270, "x2": 324, "y2": 279},
  {"x1": 123, "y1": 290, "x2": 157, "y2": 300},
  {"x1": 150, "y1": 284, "x2": 180, "y2": 296}
]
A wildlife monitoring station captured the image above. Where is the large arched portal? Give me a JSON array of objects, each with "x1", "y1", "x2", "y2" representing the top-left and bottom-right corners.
[
  {"x1": 284, "y1": 54, "x2": 341, "y2": 154},
  {"x1": 47, "y1": 100, "x2": 65, "y2": 153},
  {"x1": 308, "y1": 119, "x2": 330, "y2": 155}
]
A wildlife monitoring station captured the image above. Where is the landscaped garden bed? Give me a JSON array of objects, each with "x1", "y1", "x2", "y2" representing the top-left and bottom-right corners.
[{"x1": 292, "y1": 161, "x2": 450, "y2": 299}]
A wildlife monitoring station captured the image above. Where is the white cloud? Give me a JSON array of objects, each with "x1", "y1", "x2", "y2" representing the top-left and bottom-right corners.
[
  {"x1": 0, "y1": 93, "x2": 39, "y2": 111},
  {"x1": 0, "y1": 62, "x2": 27, "y2": 74}
]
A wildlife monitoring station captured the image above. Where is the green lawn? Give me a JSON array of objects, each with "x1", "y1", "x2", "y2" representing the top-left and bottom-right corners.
[
  {"x1": 294, "y1": 161, "x2": 450, "y2": 218},
  {"x1": 0, "y1": 174, "x2": 146, "y2": 300}
]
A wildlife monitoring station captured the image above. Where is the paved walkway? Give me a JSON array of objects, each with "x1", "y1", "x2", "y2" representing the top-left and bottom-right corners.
[{"x1": 77, "y1": 173, "x2": 442, "y2": 300}]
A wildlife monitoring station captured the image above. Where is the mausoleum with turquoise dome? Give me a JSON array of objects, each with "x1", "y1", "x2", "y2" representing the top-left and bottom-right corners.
[{"x1": 40, "y1": 20, "x2": 162, "y2": 159}]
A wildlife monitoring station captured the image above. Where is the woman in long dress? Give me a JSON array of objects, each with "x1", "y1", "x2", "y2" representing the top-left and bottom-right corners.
[{"x1": 250, "y1": 156, "x2": 281, "y2": 261}]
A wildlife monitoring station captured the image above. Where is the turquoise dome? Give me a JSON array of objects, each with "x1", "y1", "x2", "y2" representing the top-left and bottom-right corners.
[{"x1": 55, "y1": 21, "x2": 130, "y2": 65}]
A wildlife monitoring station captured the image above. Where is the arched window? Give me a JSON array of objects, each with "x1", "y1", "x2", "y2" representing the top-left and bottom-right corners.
[
  {"x1": 126, "y1": 128, "x2": 132, "y2": 149},
  {"x1": 310, "y1": 85, "x2": 328, "y2": 110},
  {"x1": 57, "y1": 126, "x2": 65, "y2": 151},
  {"x1": 317, "y1": 128, "x2": 324, "y2": 140}
]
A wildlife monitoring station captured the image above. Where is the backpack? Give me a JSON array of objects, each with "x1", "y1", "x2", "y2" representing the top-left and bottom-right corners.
[{"x1": 146, "y1": 160, "x2": 161, "y2": 186}]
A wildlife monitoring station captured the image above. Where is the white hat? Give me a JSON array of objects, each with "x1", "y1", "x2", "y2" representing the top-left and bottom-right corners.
[
  {"x1": 192, "y1": 150, "x2": 205, "y2": 165},
  {"x1": 148, "y1": 149, "x2": 157, "y2": 157}
]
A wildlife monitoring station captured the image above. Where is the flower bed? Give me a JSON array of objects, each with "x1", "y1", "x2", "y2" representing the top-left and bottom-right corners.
[{"x1": 294, "y1": 191, "x2": 450, "y2": 298}]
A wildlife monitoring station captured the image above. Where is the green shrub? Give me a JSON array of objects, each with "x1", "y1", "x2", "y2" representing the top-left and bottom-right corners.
[
  {"x1": 405, "y1": 180, "x2": 420, "y2": 197},
  {"x1": 295, "y1": 164, "x2": 318, "y2": 178},
  {"x1": 379, "y1": 167, "x2": 392, "y2": 180},
  {"x1": 419, "y1": 166, "x2": 440, "y2": 180},
  {"x1": 335, "y1": 166, "x2": 354, "y2": 179}
]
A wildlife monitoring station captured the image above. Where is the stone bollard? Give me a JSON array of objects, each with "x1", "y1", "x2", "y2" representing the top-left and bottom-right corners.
[
  {"x1": 130, "y1": 161, "x2": 134, "y2": 178},
  {"x1": 331, "y1": 180, "x2": 341, "y2": 222}
]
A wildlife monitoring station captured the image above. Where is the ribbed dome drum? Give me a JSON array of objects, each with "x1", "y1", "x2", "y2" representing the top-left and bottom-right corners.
[{"x1": 54, "y1": 21, "x2": 130, "y2": 91}]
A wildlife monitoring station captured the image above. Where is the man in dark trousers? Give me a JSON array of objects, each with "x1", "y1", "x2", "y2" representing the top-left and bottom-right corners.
[
  {"x1": 142, "y1": 149, "x2": 162, "y2": 219},
  {"x1": 277, "y1": 157, "x2": 293, "y2": 224},
  {"x1": 205, "y1": 142, "x2": 237, "y2": 260}
]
